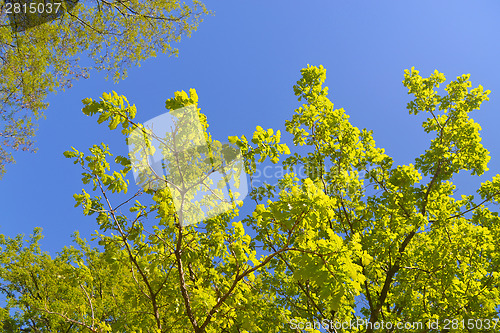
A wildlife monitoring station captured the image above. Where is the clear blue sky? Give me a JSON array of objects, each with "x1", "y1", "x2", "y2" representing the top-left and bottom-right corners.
[{"x1": 2, "y1": 0, "x2": 500, "y2": 254}]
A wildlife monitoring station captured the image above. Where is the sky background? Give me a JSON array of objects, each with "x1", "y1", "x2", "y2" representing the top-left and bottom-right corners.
[{"x1": 2, "y1": 0, "x2": 500, "y2": 256}]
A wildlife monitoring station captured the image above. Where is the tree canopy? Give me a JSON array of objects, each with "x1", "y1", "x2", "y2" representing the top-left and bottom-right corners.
[
  {"x1": 0, "y1": 0, "x2": 209, "y2": 178},
  {"x1": 0, "y1": 65, "x2": 499, "y2": 332}
]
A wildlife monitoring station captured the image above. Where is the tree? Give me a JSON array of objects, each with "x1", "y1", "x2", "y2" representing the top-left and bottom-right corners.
[
  {"x1": 0, "y1": 0, "x2": 209, "y2": 178},
  {"x1": 244, "y1": 66, "x2": 500, "y2": 332},
  {"x1": 1, "y1": 66, "x2": 499, "y2": 332}
]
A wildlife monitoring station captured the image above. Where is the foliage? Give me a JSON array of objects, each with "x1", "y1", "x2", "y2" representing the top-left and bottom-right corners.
[
  {"x1": 1, "y1": 66, "x2": 500, "y2": 332},
  {"x1": 0, "y1": 0, "x2": 209, "y2": 178}
]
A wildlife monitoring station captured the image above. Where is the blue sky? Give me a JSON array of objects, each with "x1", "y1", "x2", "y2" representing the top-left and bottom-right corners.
[{"x1": 2, "y1": 0, "x2": 500, "y2": 255}]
